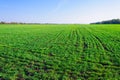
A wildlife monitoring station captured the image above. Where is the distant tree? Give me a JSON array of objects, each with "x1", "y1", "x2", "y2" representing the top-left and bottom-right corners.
[
  {"x1": 0, "y1": 21, "x2": 26, "y2": 24},
  {"x1": 91, "y1": 19, "x2": 120, "y2": 24},
  {"x1": 0, "y1": 21, "x2": 6, "y2": 24}
]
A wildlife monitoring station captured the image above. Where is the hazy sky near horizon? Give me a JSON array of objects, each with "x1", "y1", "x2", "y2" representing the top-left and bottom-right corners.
[{"x1": 0, "y1": 0, "x2": 120, "y2": 23}]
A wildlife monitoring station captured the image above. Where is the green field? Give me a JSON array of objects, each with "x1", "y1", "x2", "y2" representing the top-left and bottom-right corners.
[{"x1": 0, "y1": 24, "x2": 120, "y2": 80}]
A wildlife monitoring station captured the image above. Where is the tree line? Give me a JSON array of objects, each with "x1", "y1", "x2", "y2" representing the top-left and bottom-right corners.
[
  {"x1": 0, "y1": 21, "x2": 55, "y2": 24},
  {"x1": 0, "y1": 21, "x2": 26, "y2": 24},
  {"x1": 91, "y1": 19, "x2": 120, "y2": 24}
]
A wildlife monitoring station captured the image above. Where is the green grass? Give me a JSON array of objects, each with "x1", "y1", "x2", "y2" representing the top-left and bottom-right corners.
[{"x1": 0, "y1": 24, "x2": 120, "y2": 80}]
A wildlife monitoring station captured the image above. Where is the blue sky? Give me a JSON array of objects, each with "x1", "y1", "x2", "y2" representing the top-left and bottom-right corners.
[{"x1": 0, "y1": 0, "x2": 120, "y2": 23}]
